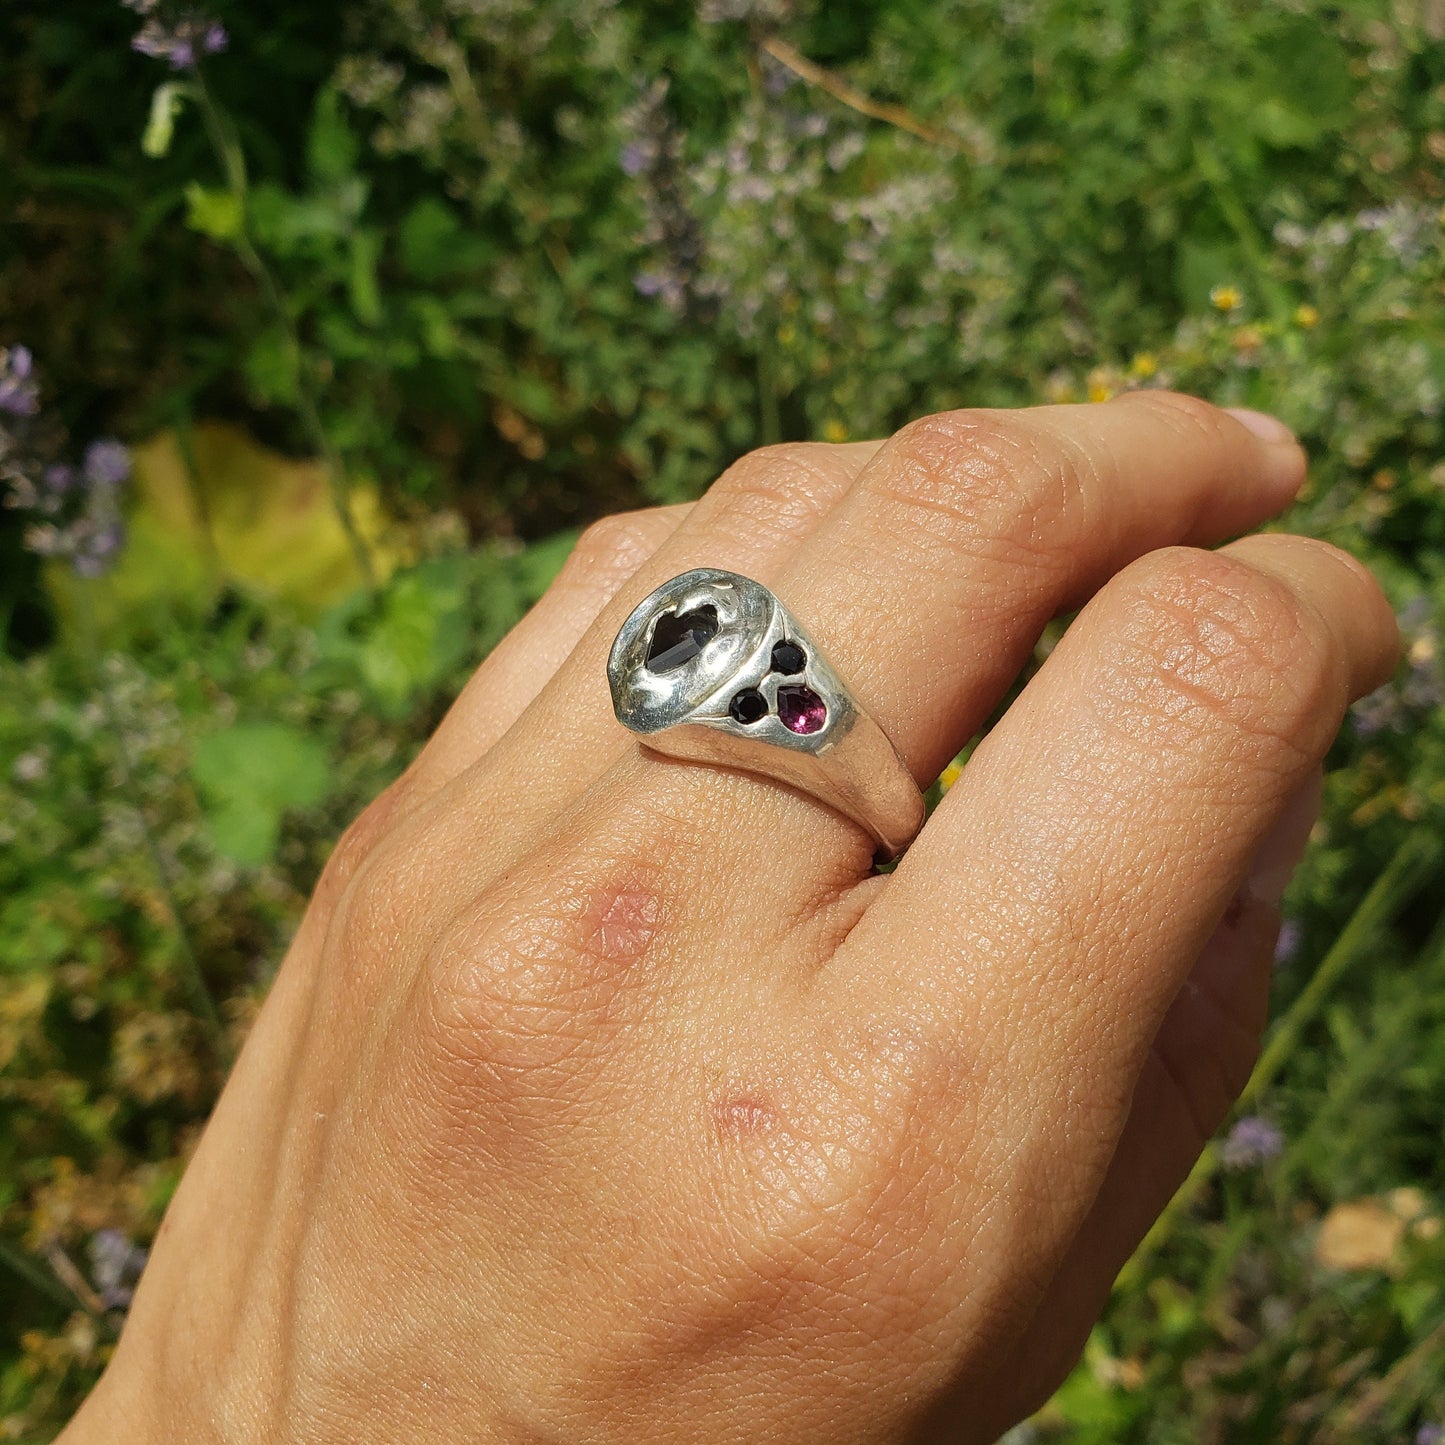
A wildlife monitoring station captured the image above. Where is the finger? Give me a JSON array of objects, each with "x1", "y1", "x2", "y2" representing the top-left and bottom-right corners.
[
  {"x1": 390, "y1": 442, "x2": 884, "y2": 870},
  {"x1": 400, "y1": 505, "x2": 691, "y2": 811},
  {"x1": 295, "y1": 506, "x2": 689, "y2": 936},
  {"x1": 836, "y1": 536, "x2": 1396, "y2": 1285},
  {"x1": 776, "y1": 392, "x2": 1307, "y2": 787}
]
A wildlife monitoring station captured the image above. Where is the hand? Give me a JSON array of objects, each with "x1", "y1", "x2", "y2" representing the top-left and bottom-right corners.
[{"x1": 63, "y1": 394, "x2": 1396, "y2": 1444}]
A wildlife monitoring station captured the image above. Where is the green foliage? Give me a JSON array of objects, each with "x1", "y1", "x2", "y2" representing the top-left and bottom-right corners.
[
  {"x1": 190, "y1": 723, "x2": 333, "y2": 864},
  {"x1": 3, "y1": 0, "x2": 1445, "y2": 1440}
]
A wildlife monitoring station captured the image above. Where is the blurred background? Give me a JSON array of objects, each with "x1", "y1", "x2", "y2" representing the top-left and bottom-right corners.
[{"x1": 2, "y1": 1, "x2": 1444, "y2": 1439}]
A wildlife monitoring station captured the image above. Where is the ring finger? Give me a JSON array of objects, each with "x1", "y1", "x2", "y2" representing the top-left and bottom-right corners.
[{"x1": 580, "y1": 392, "x2": 1310, "y2": 892}]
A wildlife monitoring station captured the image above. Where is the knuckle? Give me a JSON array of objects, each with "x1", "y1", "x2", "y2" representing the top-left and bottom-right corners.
[
  {"x1": 877, "y1": 409, "x2": 1090, "y2": 557},
  {"x1": 1107, "y1": 547, "x2": 1340, "y2": 750},
  {"x1": 1117, "y1": 388, "x2": 1228, "y2": 445},
  {"x1": 418, "y1": 858, "x2": 660, "y2": 1090},
  {"x1": 709, "y1": 443, "x2": 847, "y2": 539},
  {"x1": 312, "y1": 777, "x2": 413, "y2": 917},
  {"x1": 563, "y1": 509, "x2": 672, "y2": 588}
]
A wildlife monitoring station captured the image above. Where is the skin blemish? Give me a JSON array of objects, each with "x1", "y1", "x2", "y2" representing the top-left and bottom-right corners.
[
  {"x1": 714, "y1": 1095, "x2": 780, "y2": 1139},
  {"x1": 586, "y1": 886, "x2": 661, "y2": 967}
]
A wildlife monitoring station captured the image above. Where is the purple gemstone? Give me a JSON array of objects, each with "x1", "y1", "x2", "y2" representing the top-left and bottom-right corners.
[{"x1": 777, "y1": 685, "x2": 826, "y2": 735}]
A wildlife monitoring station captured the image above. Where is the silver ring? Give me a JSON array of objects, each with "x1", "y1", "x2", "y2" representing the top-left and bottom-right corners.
[{"x1": 607, "y1": 569, "x2": 925, "y2": 858}]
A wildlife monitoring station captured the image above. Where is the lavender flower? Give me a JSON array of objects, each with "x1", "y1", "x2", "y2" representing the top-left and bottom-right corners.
[
  {"x1": 89, "y1": 1229, "x2": 148, "y2": 1311},
  {"x1": 0, "y1": 345, "x2": 38, "y2": 416},
  {"x1": 618, "y1": 78, "x2": 708, "y2": 319},
  {"x1": 1, "y1": 349, "x2": 132, "y2": 577},
  {"x1": 1418, "y1": 1426, "x2": 1443, "y2": 1445},
  {"x1": 1221, "y1": 1116, "x2": 1284, "y2": 1170},
  {"x1": 125, "y1": 1, "x2": 228, "y2": 71},
  {"x1": 84, "y1": 438, "x2": 133, "y2": 488},
  {"x1": 1274, "y1": 918, "x2": 1302, "y2": 966}
]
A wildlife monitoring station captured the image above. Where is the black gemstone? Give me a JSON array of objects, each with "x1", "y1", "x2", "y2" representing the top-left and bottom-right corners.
[
  {"x1": 728, "y1": 688, "x2": 768, "y2": 725},
  {"x1": 770, "y1": 640, "x2": 807, "y2": 676},
  {"x1": 645, "y1": 605, "x2": 719, "y2": 673}
]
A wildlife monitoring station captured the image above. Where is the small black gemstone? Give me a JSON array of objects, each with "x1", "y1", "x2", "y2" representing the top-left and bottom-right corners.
[
  {"x1": 770, "y1": 640, "x2": 807, "y2": 675},
  {"x1": 728, "y1": 688, "x2": 768, "y2": 725},
  {"x1": 645, "y1": 605, "x2": 719, "y2": 673}
]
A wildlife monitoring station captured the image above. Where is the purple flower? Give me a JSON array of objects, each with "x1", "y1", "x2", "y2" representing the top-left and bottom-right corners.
[
  {"x1": 0, "y1": 344, "x2": 39, "y2": 416},
  {"x1": 131, "y1": 13, "x2": 227, "y2": 71},
  {"x1": 1418, "y1": 1426, "x2": 1443, "y2": 1445},
  {"x1": 84, "y1": 438, "x2": 132, "y2": 488},
  {"x1": 619, "y1": 143, "x2": 649, "y2": 176},
  {"x1": 90, "y1": 1229, "x2": 148, "y2": 1311},
  {"x1": 634, "y1": 271, "x2": 666, "y2": 297},
  {"x1": 73, "y1": 520, "x2": 127, "y2": 577},
  {"x1": 1274, "y1": 918, "x2": 1302, "y2": 966},
  {"x1": 1221, "y1": 1116, "x2": 1284, "y2": 1170}
]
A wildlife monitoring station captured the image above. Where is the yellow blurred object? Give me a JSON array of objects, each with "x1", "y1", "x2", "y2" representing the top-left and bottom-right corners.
[
  {"x1": 1314, "y1": 1197, "x2": 1405, "y2": 1272},
  {"x1": 1294, "y1": 303, "x2": 1321, "y2": 329},
  {"x1": 1128, "y1": 352, "x2": 1158, "y2": 379},
  {"x1": 1210, "y1": 284, "x2": 1243, "y2": 311},
  {"x1": 48, "y1": 423, "x2": 405, "y2": 637}
]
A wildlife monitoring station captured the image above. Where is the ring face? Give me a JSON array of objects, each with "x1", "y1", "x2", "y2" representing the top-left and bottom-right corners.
[
  {"x1": 608, "y1": 569, "x2": 925, "y2": 858},
  {"x1": 608, "y1": 569, "x2": 856, "y2": 754}
]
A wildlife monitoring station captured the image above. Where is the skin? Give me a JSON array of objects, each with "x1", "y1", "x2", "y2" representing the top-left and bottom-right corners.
[{"x1": 61, "y1": 392, "x2": 1398, "y2": 1444}]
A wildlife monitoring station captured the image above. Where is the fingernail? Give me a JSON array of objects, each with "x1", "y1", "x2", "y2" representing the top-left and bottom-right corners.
[
  {"x1": 1225, "y1": 406, "x2": 1297, "y2": 446},
  {"x1": 1244, "y1": 771, "x2": 1323, "y2": 907}
]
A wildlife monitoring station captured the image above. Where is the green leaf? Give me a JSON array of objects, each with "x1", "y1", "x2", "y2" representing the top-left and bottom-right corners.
[
  {"x1": 349, "y1": 229, "x2": 384, "y2": 326},
  {"x1": 142, "y1": 82, "x2": 187, "y2": 159},
  {"x1": 191, "y1": 723, "x2": 333, "y2": 865},
  {"x1": 399, "y1": 198, "x2": 461, "y2": 281},
  {"x1": 1175, "y1": 234, "x2": 1244, "y2": 313},
  {"x1": 399, "y1": 197, "x2": 496, "y2": 281},
  {"x1": 243, "y1": 327, "x2": 301, "y2": 406},
  {"x1": 184, "y1": 181, "x2": 244, "y2": 242},
  {"x1": 308, "y1": 86, "x2": 360, "y2": 183}
]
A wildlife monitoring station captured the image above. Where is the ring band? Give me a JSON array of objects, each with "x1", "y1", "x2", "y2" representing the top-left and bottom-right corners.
[{"x1": 607, "y1": 569, "x2": 925, "y2": 858}]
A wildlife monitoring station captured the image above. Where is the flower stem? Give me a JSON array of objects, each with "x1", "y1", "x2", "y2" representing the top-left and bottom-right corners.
[
  {"x1": 191, "y1": 70, "x2": 377, "y2": 592},
  {"x1": 0, "y1": 1236, "x2": 80, "y2": 1313},
  {"x1": 1118, "y1": 825, "x2": 1442, "y2": 1287}
]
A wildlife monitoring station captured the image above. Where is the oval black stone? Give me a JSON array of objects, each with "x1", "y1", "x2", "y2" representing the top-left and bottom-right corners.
[
  {"x1": 645, "y1": 605, "x2": 719, "y2": 673},
  {"x1": 770, "y1": 640, "x2": 807, "y2": 676},
  {"x1": 728, "y1": 688, "x2": 768, "y2": 725}
]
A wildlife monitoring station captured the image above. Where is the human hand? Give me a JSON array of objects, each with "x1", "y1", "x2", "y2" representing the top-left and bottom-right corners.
[{"x1": 63, "y1": 393, "x2": 1397, "y2": 1444}]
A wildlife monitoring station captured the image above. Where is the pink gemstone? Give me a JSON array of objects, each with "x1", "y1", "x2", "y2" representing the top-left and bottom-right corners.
[{"x1": 777, "y1": 685, "x2": 826, "y2": 735}]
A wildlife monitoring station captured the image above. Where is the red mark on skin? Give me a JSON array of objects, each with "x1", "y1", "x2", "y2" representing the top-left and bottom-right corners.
[
  {"x1": 588, "y1": 887, "x2": 661, "y2": 966},
  {"x1": 1222, "y1": 894, "x2": 1246, "y2": 930},
  {"x1": 714, "y1": 1095, "x2": 779, "y2": 1139}
]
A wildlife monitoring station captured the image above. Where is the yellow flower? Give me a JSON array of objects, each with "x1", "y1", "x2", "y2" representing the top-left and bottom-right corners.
[
  {"x1": 776, "y1": 323, "x2": 797, "y2": 346},
  {"x1": 938, "y1": 760, "x2": 964, "y2": 792},
  {"x1": 1210, "y1": 284, "x2": 1243, "y2": 312},
  {"x1": 1294, "y1": 303, "x2": 1320, "y2": 329},
  {"x1": 822, "y1": 419, "x2": 849, "y2": 443},
  {"x1": 1129, "y1": 352, "x2": 1158, "y2": 379},
  {"x1": 1086, "y1": 367, "x2": 1119, "y2": 403}
]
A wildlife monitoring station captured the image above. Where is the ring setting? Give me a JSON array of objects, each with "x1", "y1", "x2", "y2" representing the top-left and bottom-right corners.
[{"x1": 607, "y1": 569, "x2": 925, "y2": 858}]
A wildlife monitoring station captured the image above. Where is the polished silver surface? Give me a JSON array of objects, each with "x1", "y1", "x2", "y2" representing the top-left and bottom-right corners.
[{"x1": 608, "y1": 568, "x2": 925, "y2": 858}]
